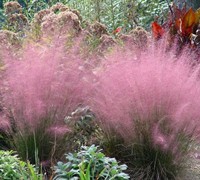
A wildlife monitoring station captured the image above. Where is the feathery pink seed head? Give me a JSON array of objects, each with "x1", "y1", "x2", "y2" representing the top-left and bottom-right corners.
[
  {"x1": 90, "y1": 43, "x2": 200, "y2": 150},
  {"x1": 0, "y1": 115, "x2": 11, "y2": 133},
  {"x1": 46, "y1": 125, "x2": 71, "y2": 137},
  {"x1": 2, "y1": 38, "x2": 90, "y2": 131}
]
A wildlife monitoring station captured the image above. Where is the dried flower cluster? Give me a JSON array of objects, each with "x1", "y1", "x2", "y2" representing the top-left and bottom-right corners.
[
  {"x1": 4, "y1": 1, "x2": 28, "y2": 32},
  {"x1": 32, "y1": 3, "x2": 82, "y2": 37},
  {"x1": 120, "y1": 26, "x2": 149, "y2": 50},
  {"x1": 4, "y1": 1, "x2": 22, "y2": 15},
  {"x1": 0, "y1": 30, "x2": 19, "y2": 47}
]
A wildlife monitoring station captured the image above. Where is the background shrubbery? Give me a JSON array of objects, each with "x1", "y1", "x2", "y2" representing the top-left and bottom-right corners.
[{"x1": 0, "y1": 0, "x2": 172, "y2": 32}]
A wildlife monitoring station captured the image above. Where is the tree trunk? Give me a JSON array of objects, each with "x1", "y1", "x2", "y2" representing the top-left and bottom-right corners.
[{"x1": 174, "y1": 0, "x2": 200, "y2": 10}]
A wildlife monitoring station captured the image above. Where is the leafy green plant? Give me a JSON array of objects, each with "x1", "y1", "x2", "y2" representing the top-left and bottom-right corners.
[
  {"x1": 66, "y1": 0, "x2": 136, "y2": 32},
  {"x1": 53, "y1": 145, "x2": 130, "y2": 180},
  {"x1": 135, "y1": 0, "x2": 171, "y2": 29},
  {"x1": 0, "y1": 0, "x2": 172, "y2": 32},
  {"x1": 0, "y1": 150, "x2": 43, "y2": 180},
  {"x1": 64, "y1": 106, "x2": 101, "y2": 155},
  {"x1": 66, "y1": 0, "x2": 172, "y2": 31}
]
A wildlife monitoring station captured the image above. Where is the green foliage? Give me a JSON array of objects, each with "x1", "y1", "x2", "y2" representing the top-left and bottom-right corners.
[
  {"x1": 0, "y1": 150, "x2": 43, "y2": 180},
  {"x1": 13, "y1": 124, "x2": 53, "y2": 165},
  {"x1": 0, "y1": 129, "x2": 12, "y2": 150},
  {"x1": 66, "y1": 0, "x2": 136, "y2": 32},
  {"x1": 64, "y1": 106, "x2": 100, "y2": 152},
  {"x1": 85, "y1": 35, "x2": 102, "y2": 53},
  {"x1": 11, "y1": 117, "x2": 68, "y2": 175},
  {"x1": 0, "y1": 9, "x2": 5, "y2": 29},
  {"x1": 53, "y1": 145, "x2": 130, "y2": 180},
  {"x1": 66, "y1": 0, "x2": 172, "y2": 30},
  {"x1": 174, "y1": 0, "x2": 200, "y2": 10},
  {"x1": 0, "y1": 0, "x2": 173, "y2": 32},
  {"x1": 101, "y1": 119, "x2": 193, "y2": 179},
  {"x1": 135, "y1": 0, "x2": 171, "y2": 29}
]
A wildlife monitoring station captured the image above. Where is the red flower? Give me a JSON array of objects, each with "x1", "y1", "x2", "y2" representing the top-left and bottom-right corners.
[
  {"x1": 152, "y1": 21, "x2": 165, "y2": 39},
  {"x1": 113, "y1": 27, "x2": 122, "y2": 34}
]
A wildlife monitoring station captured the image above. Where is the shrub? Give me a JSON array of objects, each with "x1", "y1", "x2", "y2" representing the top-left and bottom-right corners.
[
  {"x1": 0, "y1": 150, "x2": 42, "y2": 179},
  {"x1": 53, "y1": 144, "x2": 130, "y2": 180},
  {"x1": 64, "y1": 106, "x2": 100, "y2": 151},
  {"x1": 90, "y1": 44, "x2": 200, "y2": 179}
]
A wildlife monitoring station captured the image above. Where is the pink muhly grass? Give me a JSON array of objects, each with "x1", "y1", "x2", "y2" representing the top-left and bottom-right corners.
[
  {"x1": 0, "y1": 114, "x2": 10, "y2": 133},
  {"x1": 0, "y1": 37, "x2": 92, "y2": 166},
  {"x1": 46, "y1": 125, "x2": 71, "y2": 137},
  {"x1": 89, "y1": 42, "x2": 200, "y2": 178},
  {"x1": 2, "y1": 38, "x2": 89, "y2": 132},
  {"x1": 91, "y1": 43, "x2": 200, "y2": 151}
]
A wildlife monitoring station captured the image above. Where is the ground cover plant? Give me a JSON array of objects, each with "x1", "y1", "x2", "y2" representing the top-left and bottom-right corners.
[
  {"x1": 0, "y1": 150, "x2": 43, "y2": 179},
  {"x1": 54, "y1": 144, "x2": 130, "y2": 180}
]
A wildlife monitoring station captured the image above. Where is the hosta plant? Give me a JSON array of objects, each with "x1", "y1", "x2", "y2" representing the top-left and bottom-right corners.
[{"x1": 53, "y1": 145, "x2": 130, "y2": 180}]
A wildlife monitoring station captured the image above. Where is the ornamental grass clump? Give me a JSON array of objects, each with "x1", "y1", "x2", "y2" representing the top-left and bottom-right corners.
[
  {"x1": 90, "y1": 45, "x2": 200, "y2": 179},
  {"x1": 0, "y1": 37, "x2": 90, "y2": 174}
]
